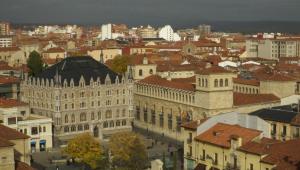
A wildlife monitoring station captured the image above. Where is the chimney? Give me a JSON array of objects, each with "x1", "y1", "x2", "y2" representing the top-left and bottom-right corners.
[{"x1": 205, "y1": 62, "x2": 212, "y2": 69}]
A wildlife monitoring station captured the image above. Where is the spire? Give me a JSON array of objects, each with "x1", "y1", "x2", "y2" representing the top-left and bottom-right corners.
[{"x1": 100, "y1": 48, "x2": 104, "y2": 63}]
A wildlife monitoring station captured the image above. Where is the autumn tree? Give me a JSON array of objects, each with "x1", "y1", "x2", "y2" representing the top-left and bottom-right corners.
[
  {"x1": 110, "y1": 55, "x2": 130, "y2": 74},
  {"x1": 63, "y1": 133, "x2": 103, "y2": 170},
  {"x1": 109, "y1": 131, "x2": 147, "y2": 170},
  {"x1": 27, "y1": 51, "x2": 44, "y2": 76}
]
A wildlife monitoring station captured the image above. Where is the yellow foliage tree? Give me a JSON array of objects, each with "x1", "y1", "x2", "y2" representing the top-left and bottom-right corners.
[
  {"x1": 63, "y1": 133, "x2": 102, "y2": 169},
  {"x1": 109, "y1": 131, "x2": 147, "y2": 170},
  {"x1": 110, "y1": 55, "x2": 130, "y2": 74}
]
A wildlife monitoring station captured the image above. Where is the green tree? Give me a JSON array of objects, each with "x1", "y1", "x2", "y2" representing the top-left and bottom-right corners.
[
  {"x1": 27, "y1": 51, "x2": 44, "y2": 76},
  {"x1": 63, "y1": 133, "x2": 103, "y2": 170},
  {"x1": 162, "y1": 152, "x2": 166, "y2": 170},
  {"x1": 109, "y1": 131, "x2": 147, "y2": 170},
  {"x1": 110, "y1": 55, "x2": 130, "y2": 74}
]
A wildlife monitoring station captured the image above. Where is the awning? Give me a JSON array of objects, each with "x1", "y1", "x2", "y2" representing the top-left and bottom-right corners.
[
  {"x1": 30, "y1": 141, "x2": 36, "y2": 145},
  {"x1": 194, "y1": 163, "x2": 206, "y2": 170},
  {"x1": 39, "y1": 140, "x2": 46, "y2": 144},
  {"x1": 209, "y1": 167, "x2": 220, "y2": 170}
]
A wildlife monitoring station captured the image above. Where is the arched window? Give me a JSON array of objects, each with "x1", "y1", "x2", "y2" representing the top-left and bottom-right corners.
[
  {"x1": 122, "y1": 120, "x2": 127, "y2": 126},
  {"x1": 84, "y1": 124, "x2": 89, "y2": 130},
  {"x1": 122, "y1": 109, "x2": 126, "y2": 117},
  {"x1": 116, "y1": 120, "x2": 121, "y2": 126},
  {"x1": 202, "y1": 79, "x2": 205, "y2": 87},
  {"x1": 139, "y1": 69, "x2": 143, "y2": 76},
  {"x1": 71, "y1": 114, "x2": 75, "y2": 123},
  {"x1": 116, "y1": 109, "x2": 120, "y2": 117},
  {"x1": 205, "y1": 79, "x2": 208, "y2": 87},
  {"x1": 78, "y1": 125, "x2": 83, "y2": 131},
  {"x1": 43, "y1": 126, "x2": 46, "y2": 132},
  {"x1": 219, "y1": 79, "x2": 223, "y2": 87},
  {"x1": 109, "y1": 121, "x2": 114, "y2": 127},
  {"x1": 149, "y1": 69, "x2": 153, "y2": 74},
  {"x1": 91, "y1": 112, "x2": 95, "y2": 120},
  {"x1": 214, "y1": 79, "x2": 218, "y2": 87},
  {"x1": 105, "y1": 110, "x2": 112, "y2": 119},
  {"x1": 98, "y1": 111, "x2": 101, "y2": 120},
  {"x1": 225, "y1": 79, "x2": 228, "y2": 86},
  {"x1": 103, "y1": 121, "x2": 108, "y2": 128},
  {"x1": 80, "y1": 113, "x2": 86, "y2": 122},
  {"x1": 65, "y1": 115, "x2": 68, "y2": 123},
  {"x1": 71, "y1": 125, "x2": 76, "y2": 132},
  {"x1": 64, "y1": 126, "x2": 69, "y2": 132}
]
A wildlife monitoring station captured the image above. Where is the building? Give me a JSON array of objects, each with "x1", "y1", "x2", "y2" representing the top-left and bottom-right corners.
[
  {"x1": 0, "y1": 76, "x2": 20, "y2": 99},
  {"x1": 0, "y1": 124, "x2": 32, "y2": 170},
  {"x1": 250, "y1": 104, "x2": 300, "y2": 141},
  {"x1": 101, "y1": 24, "x2": 112, "y2": 41},
  {"x1": 20, "y1": 56, "x2": 134, "y2": 142},
  {"x1": 182, "y1": 121, "x2": 300, "y2": 170},
  {"x1": 245, "y1": 37, "x2": 300, "y2": 59},
  {"x1": 158, "y1": 25, "x2": 181, "y2": 42},
  {"x1": 0, "y1": 47, "x2": 25, "y2": 66},
  {"x1": 0, "y1": 98, "x2": 53, "y2": 152},
  {"x1": 0, "y1": 22, "x2": 10, "y2": 35},
  {"x1": 42, "y1": 47, "x2": 66, "y2": 60},
  {"x1": 137, "y1": 25, "x2": 157, "y2": 39},
  {"x1": 87, "y1": 47, "x2": 122, "y2": 63},
  {"x1": 181, "y1": 111, "x2": 271, "y2": 169},
  {"x1": 133, "y1": 66, "x2": 281, "y2": 142},
  {"x1": 198, "y1": 24, "x2": 211, "y2": 37},
  {"x1": 0, "y1": 35, "x2": 13, "y2": 47},
  {"x1": 127, "y1": 55, "x2": 157, "y2": 80}
]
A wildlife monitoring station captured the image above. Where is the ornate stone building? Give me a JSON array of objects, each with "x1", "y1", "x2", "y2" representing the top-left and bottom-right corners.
[
  {"x1": 20, "y1": 56, "x2": 134, "y2": 141},
  {"x1": 134, "y1": 66, "x2": 281, "y2": 142}
]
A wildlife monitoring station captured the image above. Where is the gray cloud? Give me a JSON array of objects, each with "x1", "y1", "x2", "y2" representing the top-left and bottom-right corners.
[{"x1": 0, "y1": 0, "x2": 299, "y2": 27}]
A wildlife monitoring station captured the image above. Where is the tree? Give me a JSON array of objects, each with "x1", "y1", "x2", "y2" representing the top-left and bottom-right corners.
[
  {"x1": 162, "y1": 152, "x2": 166, "y2": 170},
  {"x1": 109, "y1": 131, "x2": 147, "y2": 170},
  {"x1": 63, "y1": 133, "x2": 103, "y2": 170},
  {"x1": 110, "y1": 55, "x2": 130, "y2": 74},
  {"x1": 27, "y1": 51, "x2": 44, "y2": 76}
]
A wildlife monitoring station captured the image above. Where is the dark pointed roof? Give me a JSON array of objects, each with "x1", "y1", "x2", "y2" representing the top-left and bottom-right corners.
[{"x1": 36, "y1": 56, "x2": 121, "y2": 86}]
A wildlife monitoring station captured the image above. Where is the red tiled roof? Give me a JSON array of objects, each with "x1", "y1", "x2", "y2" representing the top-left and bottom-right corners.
[
  {"x1": 44, "y1": 47, "x2": 65, "y2": 53},
  {"x1": 0, "y1": 137, "x2": 14, "y2": 147},
  {"x1": 0, "y1": 124, "x2": 30, "y2": 140},
  {"x1": 181, "y1": 118, "x2": 209, "y2": 131},
  {"x1": 233, "y1": 78, "x2": 260, "y2": 86},
  {"x1": 238, "y1": 137, "x2": 281, "y2": 155},
  {"x1": 196, "y1": 66, "x2": 233, "y2": 75},
  {"x1": 233, "y1": 93, "x2": 280, "y2": 106},
  {"x1": 16, "y1": 161, "x2": 35, "y2": 170},
  {"x1": 0, "y1": 76, "x2": 20, "y2": 84},
  {"x1": 138, "y1": 75, "x2": 195, "y2": 91},
  {"x1": 0, "y1": 98, "x2": 28, "y2": 108},
  {"x1": 260, "y1": 73, "x2": 296, "y2": 82},
  {"x1": 172, "y1": 76, "x2": 196, "y2": 84},
  {"x1": 0, "y1": 47, "x2": 21, "y2": 52},
  {"x1": 194, "y1": 123, "x2": 262, "y2": 148}
]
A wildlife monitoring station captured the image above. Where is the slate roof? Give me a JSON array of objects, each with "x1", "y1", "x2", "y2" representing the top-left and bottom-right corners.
[
  {"x1": 36, "y1": 56, "x2": 121, "y2": 86},
  {"x1": 250, "y1": 108, "x2": 298, "y2": 124}
]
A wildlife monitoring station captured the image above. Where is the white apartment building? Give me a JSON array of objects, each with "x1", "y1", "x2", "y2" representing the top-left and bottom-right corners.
[
  {"x1": 158, "y1": 25, "x2": 181, "y2": 42},
  {"x1": 101, "y1": 23, "x2": 112, "y2": 41},
  {"x1": 0, "y1": 35, "x2": 13, "y2": 47},
  {"x1": 246, "y1": 38, "x2": 300, "y2": 59},
  {"x1": 0, "y1": 98, "x2": 53, "y2": 152}
]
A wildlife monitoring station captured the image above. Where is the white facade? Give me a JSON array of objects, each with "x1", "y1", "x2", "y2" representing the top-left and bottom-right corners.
[
  {"x1": 0, "y1": 107, "x2": 53, "y2": 152},
  {"x1": 0, "y1": 36, "x2": 12, "y2": 47},
  {"x1": 101, "y1": 23, "x2": 112, "y2": 41},
  {"x1": 158, "y1": 25, "x2": 180, "y2": 42}
]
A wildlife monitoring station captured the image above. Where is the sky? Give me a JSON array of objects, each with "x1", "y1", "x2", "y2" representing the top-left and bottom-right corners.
[{"x1": 1, "y1": 0, "x2": 300, "y2": 27}]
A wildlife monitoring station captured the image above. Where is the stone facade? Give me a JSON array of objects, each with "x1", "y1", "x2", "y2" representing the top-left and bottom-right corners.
[{"x1": 20, "y1": 57, "x2": 134, "y2": 141}]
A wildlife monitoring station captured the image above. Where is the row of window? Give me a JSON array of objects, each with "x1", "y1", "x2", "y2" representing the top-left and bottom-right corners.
[
  {"x1": 63, "y1": 120, "x2": 127, "y2": 133},
  {"x1": 64, "y1": 109, "x2": 127, "y2": 124},
  {"x1": 233, "y1": 86, "x2": 259, "y2": 94},
  {"x1": 136, "y1": 84, "x2": 195, "y2": 104},
  {"x1": 19, "y1": 126, "x2": 47, "y2": 135}
]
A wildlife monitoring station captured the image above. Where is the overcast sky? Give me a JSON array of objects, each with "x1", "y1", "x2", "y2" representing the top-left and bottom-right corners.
[{"x1": 1, "y1": 0, "x2": 300, "y2": 26}]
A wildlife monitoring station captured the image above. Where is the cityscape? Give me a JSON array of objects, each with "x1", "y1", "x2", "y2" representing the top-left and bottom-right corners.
[{"x1": 1, "y1": 2, "x2": 300, "y2": 170}]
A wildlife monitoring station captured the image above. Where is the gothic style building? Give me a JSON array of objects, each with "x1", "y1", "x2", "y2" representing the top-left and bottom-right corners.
[{"x1": 20, "y1": 56, "x2": 134, "y2": 141}]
